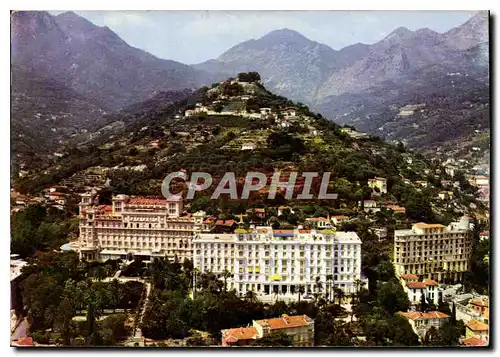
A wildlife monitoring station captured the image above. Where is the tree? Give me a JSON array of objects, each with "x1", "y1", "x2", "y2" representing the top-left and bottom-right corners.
[
  {"x1": 315, "y1": 311, "x2": 353, "y2": 346},
  {"x1": 245, "y1": 290, "x2": 257, "y2": 303},
  {"x1": 419, "y1": 293, "x2": 430, "y2": 312},
  {"x1": 314, "y1": 276, "x2": 323, "y2": 296},
  {"x1": 437, "y1": 296, "x2": 452, "y2": 315},
  {"x1": 99, "y1": 314, "x2": 130, "y2": 346},
  {"x1": 213, "y1": 102, "x2": 224, "y2": 113},
  {"x1": 376, "y1": 279, "x2": 410, "y2": 315},
  {"x1": 326, "y1": 275, "x2": 333, "y2": 303},
  {"x1": 221, "y1": 269, "x2": 233, "y2": 293},
  {"x1": 390, "y1": 315, "x2": 420, "y2": 346},
  {"x1": 252, "y1": 331, "x2": 292, "y2": 347},
  {"x1": 423, "y1": 320, "x2": 464, "y2": 346},
  {"x1": 298, "y1": 285, "x2": 305, "y2": 303}
]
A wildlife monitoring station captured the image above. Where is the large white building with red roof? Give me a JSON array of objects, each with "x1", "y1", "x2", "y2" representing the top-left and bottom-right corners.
[{"x1": 77, "y1": 192, "x2": 206, "y2": 261}]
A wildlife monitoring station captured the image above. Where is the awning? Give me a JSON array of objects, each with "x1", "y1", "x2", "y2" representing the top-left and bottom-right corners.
[{"x1": 271, "y1": 274, "x2": 281, "y2": 281}]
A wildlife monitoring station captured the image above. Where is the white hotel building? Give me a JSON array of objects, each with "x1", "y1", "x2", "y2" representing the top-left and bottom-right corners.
[
  {"x1": 193, "y1": 227, "x2": 364, "y2": 299},
  {"x1": 77, "y1": 191, "x2": 206, "y2": 262}
]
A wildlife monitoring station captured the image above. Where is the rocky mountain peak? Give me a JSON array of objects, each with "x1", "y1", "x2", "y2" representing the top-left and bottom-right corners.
[{"x1": 383, "y1": 26, "x2": 413, "y2": 41}]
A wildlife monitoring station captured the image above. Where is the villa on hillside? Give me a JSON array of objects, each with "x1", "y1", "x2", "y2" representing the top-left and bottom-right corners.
[
  {"x1": 368, "y1": 177, "x2": 387, "y2": 194},
  {"x1": 221, "y1": 314, "x2": 315, "y2": 347},
  {"x1": 397, "y1": 311, "x2": 450, "y2": 341}
]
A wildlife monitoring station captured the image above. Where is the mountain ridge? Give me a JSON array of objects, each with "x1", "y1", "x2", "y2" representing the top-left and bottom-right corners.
[
  {"x1": 194, "y1": 11, "x2": 488, "y2": 106},
  {"x1": 11, "y1": 10, "x2": 218, "y2": 110}
]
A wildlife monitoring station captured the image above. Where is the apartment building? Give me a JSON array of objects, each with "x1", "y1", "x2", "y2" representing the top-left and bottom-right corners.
[
  {"x1": 77, "y1": 191, "x2": 206, "y2": 261},
  {"x1": 394, "y1": 216, "x2": 472, "y2": 283},
  {"x1": 193, "y1": 227, "x2": 363, "y2": 299},
  {"x1": 221, "y1": 314, "x2": 314, "y2": 347}
]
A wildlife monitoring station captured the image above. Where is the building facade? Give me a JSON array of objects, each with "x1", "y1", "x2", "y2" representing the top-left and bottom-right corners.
[
  {"x1": 400, "y1": 274, "x2": 440, "y2": 308},
  {"x1": 221, "y1": 314, "x2": 314, "y2": 347},
  {"x1": 193, "y1": 227, "x2": 363, "y2": 299},
  {"x1": 394, "y1": 216, "x2": 472, "y2": 282},
  {"x1": 368, "y1": 177, "x2": 387, "y2": 193},
  {"x1": 465, "y1": 320, "x2": 489, "y2": 343},
  {"x1": 397, "y1": 311, "x2": 450, "y2": 341},
  {"x1": 77, "y1": 192, "x2": 206, "y2": 261}
]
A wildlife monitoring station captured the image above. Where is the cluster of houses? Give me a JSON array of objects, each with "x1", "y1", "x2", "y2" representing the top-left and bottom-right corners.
[
  {"x1": 394, "y1": 272, "x2": 490, "y2": 346},
  {"x1": 11, "y1": 167, "x2": 111, "y2": 214}
]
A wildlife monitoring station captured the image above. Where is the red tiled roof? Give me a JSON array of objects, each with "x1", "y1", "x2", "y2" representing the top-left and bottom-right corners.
[
  {"x1": 255, "y1": 314, "x2": 313, "y2": 330},
  {"x1": 223, "y1": 327, "x2": 258, "y2": 341},
  {"x1": 414, "y1": 223, "x2": 446, "y2": 229},
  {"x1": 128, "y1": 197, "x2": 167, "y2": 205},
  {"x1": 273, "y1": 230, "x2": 295, "y2": 234},
  {"x1": 215, "y1": 220, "x2": 236, "y2": 227},
  {"x1": 386, "y1": 205, "x2": 406, "y2": 212},
  {"x1": 466, "y1": 320, "x2": 489, "y2": 332},
  {"x1": 397, "y1": 311, "x2": 450, "y2": 321},
  {"x1": 463, "y1": 337, "x2": 486, "y2": 346},
  {"x1": 407, "y1": 282, "x2": 427, "y2": 289},
  {"x1": 306, "y1": 217, "x2": 329, "y2": 222},
  {"x1": 298, "y1": 229, "x2": 312, "y2": 233},
  {"x1": 471, "y1": 299, "x2": 489, "y2": 308},
  {"x1": 423, "y1": 278, "x2": 439, "y2": 287},
  {"x1": 401, "y1": 274, "x2": 418, "y2": 280}
]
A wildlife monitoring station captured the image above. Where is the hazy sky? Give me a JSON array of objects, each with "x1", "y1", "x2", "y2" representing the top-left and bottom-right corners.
[{"x1": 52, "y1": 11, "x2": 477, "y2": 64}]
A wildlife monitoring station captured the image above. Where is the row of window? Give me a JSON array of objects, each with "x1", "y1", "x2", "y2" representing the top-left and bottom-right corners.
[{"x1": 98, "y1": 241, "x2": 190, "y2": 249}]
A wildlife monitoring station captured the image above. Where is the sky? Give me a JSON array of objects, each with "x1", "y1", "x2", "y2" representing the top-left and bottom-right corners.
[{"x1": 51, "y1": 11, "x2": 477, "y2": 64}]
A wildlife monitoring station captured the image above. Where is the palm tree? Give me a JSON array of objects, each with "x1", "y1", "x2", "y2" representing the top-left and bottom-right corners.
[
  {"x1": 353, "y1": 278, "x2": 365, "y2": 305},
  {"x1": 245, "y1": 290, "x2": 257, "y2": 303},
  {"x1": 108, "y1": 279, "x2": 123, "y2": 313},
  {"x1": 333, "y1": 287, "x2": 343, "y2": 306},
  {"x1": 192, "y1": 268, "x2": 201, "y2": 297},
  {"x1": 326, "y1": 275, "x2": 334, "y2": 303},
  {"x1": 337, "y1": 289, "x2": 345, "y2": 306},
  {"x1": 314, "y1": 276, "x2": 323, "y2": 295},
  {"x1": 221, "y1": 269, "x2": 232, "y2": 293},
  {"x1": 298, "y1": 285, "x2": 305, "y2": 303}
]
